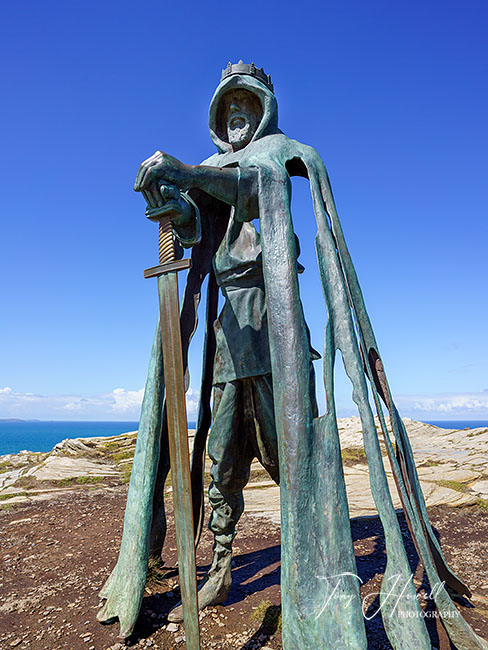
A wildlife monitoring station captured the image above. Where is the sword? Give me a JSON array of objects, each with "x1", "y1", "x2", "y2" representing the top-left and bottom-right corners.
[{"x1": 144, "y1": 197, "x2": 200, "y2": 650}]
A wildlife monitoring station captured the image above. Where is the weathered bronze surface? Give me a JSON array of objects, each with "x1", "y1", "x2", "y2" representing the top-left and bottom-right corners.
[
  {"x1": 151, "y1": 210, "x2": 200, "y2": 649},
  {"x1": 157, "y1": 266, "x2": 200, "y2": 650},
  {"x1": 97, "y1": 62, "x2": 488, "y2": 649},
  {"x1": 144, "y1": 258, "x2": 191, "y2": 279}
]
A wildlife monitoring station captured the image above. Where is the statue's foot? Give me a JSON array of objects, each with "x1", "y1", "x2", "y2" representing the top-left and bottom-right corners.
[{"x1": 167, "y1": 566, "x2": 232, "y2": 622}]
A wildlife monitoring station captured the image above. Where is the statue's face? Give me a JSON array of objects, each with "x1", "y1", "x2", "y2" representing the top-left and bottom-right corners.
[{"x1": 224, "y1": 89, "x2": 262, "y2": 150}]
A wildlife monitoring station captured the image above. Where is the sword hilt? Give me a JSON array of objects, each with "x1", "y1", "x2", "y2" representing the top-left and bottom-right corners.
[
  {"x1": 159, "y1": 217, "x2": 175, "y2": 265},
  {"x1": 144, "y1": 209, "x2": 192, "y2": 279}
]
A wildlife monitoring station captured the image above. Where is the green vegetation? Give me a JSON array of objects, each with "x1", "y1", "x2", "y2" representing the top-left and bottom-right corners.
[
  {"x1": 422, "y1": 459, "x2": 441, "y2": 467},
  {"x1": 0, "y1": 491, "x2": 29, "y2": 501},
  {"x1": 99, "y1": 440, "x2": 135, "y2": 468},
  {"x1": 102, "y1": 441, "x2": 119, "y2": 451},
  {"x1": 341, "y1": 446, "x2": 367, "y2": 464},
  {"x1": 13, "y1": 476, "x2": 39, "y2": 489},
  {"x1": 476, "y1": 498, "x2": 488, "y2": 511},
  {"x1": 250, "y1": 599, "x2": 282, "y2": 632},
  {"x1": 54, "y1": 475, "x2": 106, "y2": 486},
  {"x1": 76, "y1": 476, "x2": 104, "y2": 484},
  {"x1": 436, "y1": 480, "x2": 468, "y2": 493},
  {"x1": 0, "y1": 461, "x2": 12, "y2": 474},
  {"x1": 56, "y1": 477, "x2": 76, "y2": 486},
  {"x1": 121, "y1": 464, "x2": 133, "y2": 484},
  {"x1": 146, "y1": 557, "x2": 170, "y2": 586},
  {"x1": 111, "y1": 449, "x2": 134, "y2": 463}
]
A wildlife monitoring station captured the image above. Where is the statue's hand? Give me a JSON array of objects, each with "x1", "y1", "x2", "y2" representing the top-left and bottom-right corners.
[
  {"x1": 142, "y1": 181, "x2": 193, "y2": 225},
  {"x1": 134, "y1": 151, "x2": 191, "y2": 192}
]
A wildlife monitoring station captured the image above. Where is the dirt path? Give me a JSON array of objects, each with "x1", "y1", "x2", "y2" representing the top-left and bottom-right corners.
[{"x1": 1, "y1": 486, "x2": 487, "y2": 649}]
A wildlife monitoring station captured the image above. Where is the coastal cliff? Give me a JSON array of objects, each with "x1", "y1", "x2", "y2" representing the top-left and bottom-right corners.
[
  {"x1": 0, "y1": 419, "x2": 487, "y2": 649},
  {"x1": 1, "y1": 418, "x2": 487, "y2": 516}
]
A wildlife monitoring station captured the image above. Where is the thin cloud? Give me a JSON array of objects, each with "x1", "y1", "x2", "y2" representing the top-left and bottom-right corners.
[
  {"x1": 0, "y1": 386, "x2": 200, "y2": 421},
  {"x1": 394, "y1": 390, "x2": 488, "y2": 419}
]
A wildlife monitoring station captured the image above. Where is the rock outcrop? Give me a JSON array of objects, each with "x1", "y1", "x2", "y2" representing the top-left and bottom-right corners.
[{"x1": 1, "y1": 420, "x2": 487, "y2": 521}]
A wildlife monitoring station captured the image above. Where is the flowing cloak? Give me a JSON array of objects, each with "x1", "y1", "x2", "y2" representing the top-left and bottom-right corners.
[{"x1": 98, "y1": 74, "x2": 488, "y2": 649}]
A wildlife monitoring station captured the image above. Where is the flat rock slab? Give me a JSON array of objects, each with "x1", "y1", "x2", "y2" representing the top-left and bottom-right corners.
[
  {"x1": 472, "y1": 480, "x2": 488, "y2": 497},
  {"x1": 30, "y1": 455, "x2": 119, "y2": 481},
  {"x1": 241, "y1": 418, "x2": 487, "y2": 520}
]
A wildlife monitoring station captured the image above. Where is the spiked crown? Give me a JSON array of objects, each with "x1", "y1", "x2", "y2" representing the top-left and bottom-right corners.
[{"x1": 221, "y1": 60, "x2": 274, "y2": 92}]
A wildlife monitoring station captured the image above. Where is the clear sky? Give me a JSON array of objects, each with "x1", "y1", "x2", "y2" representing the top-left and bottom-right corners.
[{"x1": 1, "y1": 0, "x2": 487, "y2": 421}]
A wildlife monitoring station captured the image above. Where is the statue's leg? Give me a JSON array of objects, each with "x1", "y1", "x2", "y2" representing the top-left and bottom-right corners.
[
  {"x1": 246, "y1": 374, "x2": 279, "y2": 484},
  {"x1": 249, "y1": 370, "x2": 317, "y2": 483},
  {"x1": 168, "y1": 380, "x2": 254, "y2": 622}
]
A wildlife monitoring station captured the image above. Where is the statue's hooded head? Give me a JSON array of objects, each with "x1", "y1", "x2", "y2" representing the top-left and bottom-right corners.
[{"x1": 209, "y1": 61, "x2": 280, "y2": 154}]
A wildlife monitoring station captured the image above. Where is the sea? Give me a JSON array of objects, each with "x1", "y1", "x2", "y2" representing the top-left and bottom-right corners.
[
  {"x1": 0, "y1": 419, "x2": 486, "y2": 457},
  {"x1": 0, "y1": 420, "x2": 197, "y2": 456}
]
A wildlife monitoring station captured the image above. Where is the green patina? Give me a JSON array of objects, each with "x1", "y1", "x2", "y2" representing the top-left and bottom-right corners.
[{"x1": 96, "y1": 62, "x2": 488, "y2": 650}]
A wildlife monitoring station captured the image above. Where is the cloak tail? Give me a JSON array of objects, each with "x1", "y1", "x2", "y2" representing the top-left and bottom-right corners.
[
  {"x1": 257, "y1": 153, "x2": 487, "y2": 649},
  {"x1": 97, "y1": 317, "x2": 165, "y2": 638}
]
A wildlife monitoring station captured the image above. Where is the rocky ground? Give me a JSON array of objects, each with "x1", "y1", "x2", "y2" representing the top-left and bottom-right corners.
[{"x1": 0, "y1": 419, "x2": 487, "y2": 649}]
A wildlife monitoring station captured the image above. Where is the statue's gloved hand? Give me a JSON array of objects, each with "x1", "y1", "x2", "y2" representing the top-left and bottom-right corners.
[
  {"x1": 134, "y1": 150, "x2": 191, "y2": 192},
  {"x1": 141, "y1": 181, "x2": 193, "y2": 223},
  {"x1": 142, "y1": 181, "x2": 200, "y2": 249}
]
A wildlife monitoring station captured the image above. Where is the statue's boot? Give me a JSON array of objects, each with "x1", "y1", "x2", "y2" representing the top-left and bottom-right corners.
[{"x1": 167, "y1": 539, "x2": 232, "y2": 622}]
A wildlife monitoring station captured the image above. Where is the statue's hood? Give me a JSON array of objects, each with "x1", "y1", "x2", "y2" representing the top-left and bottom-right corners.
[{"x1": 208, "y1": 73, "x2": 280, "y2": 154}]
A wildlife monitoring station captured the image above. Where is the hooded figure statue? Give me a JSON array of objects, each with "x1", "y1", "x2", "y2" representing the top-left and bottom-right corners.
[{"x1": 97, "y1": 63, "x2": 488, "y2": 650}]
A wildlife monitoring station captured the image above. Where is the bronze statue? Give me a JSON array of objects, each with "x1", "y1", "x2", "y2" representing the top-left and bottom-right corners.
[{"x1": 98, "y1": 62, "x2": 488, "y2": 650}]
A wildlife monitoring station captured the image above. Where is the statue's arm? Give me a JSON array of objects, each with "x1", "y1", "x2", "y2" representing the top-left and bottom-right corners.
[{"x1": 134, "y1": 151, "x2": 258, "y2": 211}]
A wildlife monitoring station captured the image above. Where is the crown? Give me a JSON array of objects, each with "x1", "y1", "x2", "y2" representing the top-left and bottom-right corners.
[{"x1": 221, "y1": 60, "x2": 274, "y2": 92}]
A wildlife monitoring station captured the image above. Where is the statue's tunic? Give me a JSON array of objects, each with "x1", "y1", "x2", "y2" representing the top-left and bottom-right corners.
[{"x1": 212, "y1": 212, "x2": 270, "y2": 384}]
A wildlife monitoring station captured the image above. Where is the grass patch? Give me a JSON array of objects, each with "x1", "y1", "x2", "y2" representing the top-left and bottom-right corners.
[
  {"x1": 99, "y1": 441, "x2": 136, "y2": 467},
  {"x1": 13, "y1": 476, "x2": 40, "y2": 489},
  {"x1": 76, "y1": 476, "x2": 104, "y2": 484},
  {"x1": 0, "y1": 491, "x2": 29, "y2": 501},
  {"x1": 146, "y1": 557, "x2": 170, "y2": 586},
  {"x1": 249, "y1": 599, "x2": 282, "y2": 632},
  {"x1": 341, "y1": 447, "x2": 367, "y2": 465},
  {"x1": 476, "y1": 498, "x2": 488, "y2": 511},
  {"x1": 102, "y1": 441, "x2": 120, "y2": 451},
  {"x1": 56, "y1": 477, "x2": 76, "y2": 487},
  {"x1": 51, "y1": 476, "x2": 106, "y2": 486},
  {"x1": 422, "y1": 460, "x2": 441, "y2": 467},
  {"x1": 112, "y1": 449, "x2": 134, "y2": 463},
  {"x1": 121, "y1": 464, "x2": 133, "y2": 484},
  {"x1": 0, "y1": 461, "x2": 12, "y2": 474},
  {"x1": 436, "y1": 480, "x2": 468, "y2": 493}
]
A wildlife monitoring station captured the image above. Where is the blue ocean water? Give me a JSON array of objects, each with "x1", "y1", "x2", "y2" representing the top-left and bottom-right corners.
[
  {"x1": 0, "y1": 419, "x2": 485, "y2": 457},
  {"x1": 424, "y1": 420, "x2": 488, "y2": 430},
  {"x1": 0, "y1": 421, "x2": 141, "y2": 456}
]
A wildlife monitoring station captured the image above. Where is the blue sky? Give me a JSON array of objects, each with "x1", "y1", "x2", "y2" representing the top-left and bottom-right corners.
[{"x1": 1, "y1": 0, "x2": 487, "y2": 421}]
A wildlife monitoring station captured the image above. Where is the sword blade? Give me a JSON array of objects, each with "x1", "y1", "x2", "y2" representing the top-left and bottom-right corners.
[{"x1": 158, "y1": 270, "x2": 200, "y2": 650}]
